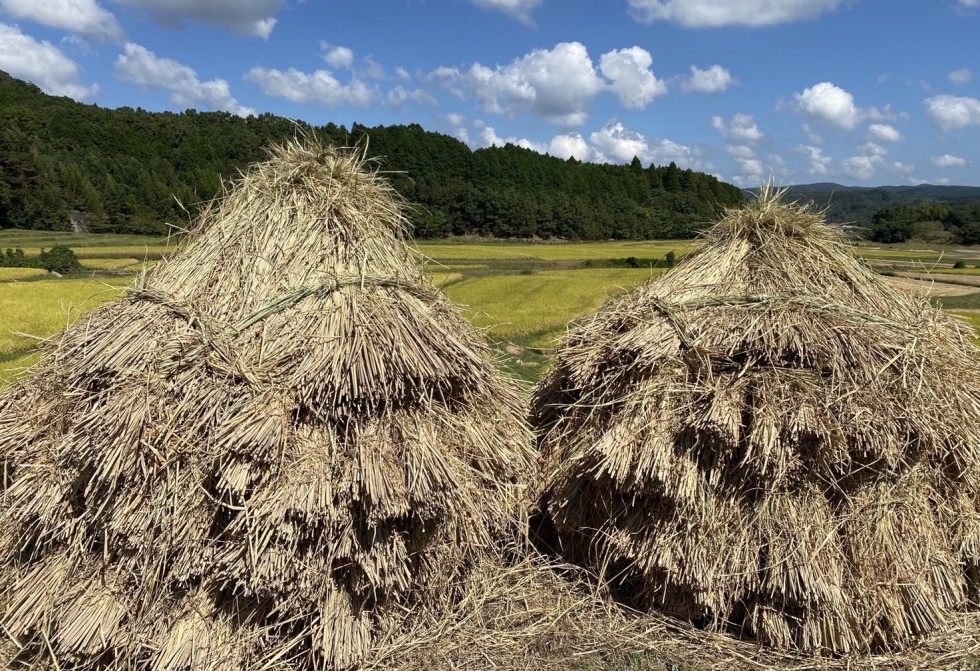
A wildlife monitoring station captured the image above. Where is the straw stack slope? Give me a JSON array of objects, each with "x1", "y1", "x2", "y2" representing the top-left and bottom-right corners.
[
  {"x1": 533, "y1": 187, "x2": 980, "y2": 654},
  {"x1": 0, "y1": 139, "x2": 534, "y2": 669}
]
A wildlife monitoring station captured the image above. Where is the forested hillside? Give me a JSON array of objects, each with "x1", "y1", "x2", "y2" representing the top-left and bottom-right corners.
[
  {"x1": 781, "y1": 183, "x2": 980, "y2": 229},
  {"x1": 0, "y1": 71, "x2": 742, "y2": 240}
]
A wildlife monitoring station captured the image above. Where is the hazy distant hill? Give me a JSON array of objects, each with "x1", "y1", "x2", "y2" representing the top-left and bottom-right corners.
[{"x1": 775, "y1": 183, "x2": 980, "y2": 226}]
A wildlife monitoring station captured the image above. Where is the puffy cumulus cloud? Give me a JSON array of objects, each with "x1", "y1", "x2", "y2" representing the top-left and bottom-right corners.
[
  {"x1": 466, "y1": 0, "x2": 542, "y2": 23},
  {"x1": 627, "y1": 0, "x2": 844, "y2": 27},
  {"x1": 798, "y1": 144, "x2": 832, "y2": 175},
  {"x1": 548, "y1": 133, "x2": 591, "y2": 161},
  {"x1": 478, "y1": 126, "x2": 547, "y2": 153},
  {"x1": 385, "y1": 85, "x2": 437, "y2": 109},
  {"x1": 735, "y1": 157, "x2": 764, "y2": 177},
  {"x1": 599, "y1": 47, "x2": 667, "y2": 108},
  {"x1": 111, "y1": 0, "x2": 281, "y2": 39},
  {"x1": 449, "y1": 114, "x2": 591, "y2": 161},
  {"x1": 867, "y1": 123, "x2": 903, "y2": 142},
  {"x1": 0, "y1": 0, "x2": 122, "y2": 42},
  {"x1": 793, "y1": 82, "x2": 862, "y2": 130},
  {"x1": 589, "y1": 121, "x2": 695, "y2": 167},
  {"x1": 443, "y1": 113, "x2": 469, "y2": 143},
  {"x1": 116, "y1": 43, "x2": 252, "y2": 115},
  {"x1": 681, "y1": 65, "x2": 735, "y2": 93},
  {"x1": 431, "y1": 42, "x2": 665, "y2": 127},
  {"x1": 932, "y1": 154, "x2": 968, "y2": 167},
  {"x1": 589, "y1": 122, "x2": 650, "y2": 163},
  {"x1": 841, "y1": 154, "x2": 883, "y2": 181},
  {"x1": 246, "y1": 65, "x2": 374, "y2": 107},
  {"x1": 948, "y1": 68, "x2": 972, "y2": 84},
  {"x1": 323, "y1": 45, "x2": 353, "y2": 70},
  {"x1": 711, "y1": 113, "x2": 764, "y2": 143},
  {"x1": 431, "y1": 42, "x2": 603, "y2": 127},
  {"x1": 0, "y1": 23, "x2": 98, "y2": 100},
  {"x1": 924, "y1": 94, "x2": 980, "y2": 130}
]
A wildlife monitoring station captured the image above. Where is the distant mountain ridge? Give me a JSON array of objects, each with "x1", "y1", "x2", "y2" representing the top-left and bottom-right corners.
[{"x1": 749, "y1": 183, "x2": 980, "y2": 227}]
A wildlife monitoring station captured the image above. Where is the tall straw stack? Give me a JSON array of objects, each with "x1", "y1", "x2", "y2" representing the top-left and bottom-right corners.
[
  {"x1": 533, "y1": 186, "x2": 980, "y2": 654},
  {"x1": 0, "y1": 139, "x2": 534, "y2": 669}
]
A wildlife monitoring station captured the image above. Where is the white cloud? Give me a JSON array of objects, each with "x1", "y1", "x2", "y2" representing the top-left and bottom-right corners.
[
  {"x1": 590, "y1": 121, "x2": 695, "y2": 167},
  {"x1": 627, "y1": 0, "x2": 844, "y2": 27},
  {"x1": 924, "y1": 94, "x2": 980, "y2": 130},
  {"x1": 957, "y1": 0, "x2": 980, "y2": 7},
  {"x1": 0, "y1": 23, "x2": 98, "y2": 100},
  {"x1": 841, "y1": 154, "x2": 883, "y2": 181},
  {"x1": 891, "y1": 161, "x2": 914, "y2": 175},
  {"x1": 359, "y1": 56, "x2": 387, "y2": 81},
  {"x1": 394, "y1": 66, "x2": 411, "y2": 81},
  {"x1": 590, "y1": 122, "x2": 651, "y2": 163},
  {"x1": 737, "y1": 158, "x2": 764, "y2": 176},
  {"x1": 793, "y1": 82, "x2": 862, "y2": 130},
  {"x1": 111, "y1": 0, "x2": 281, "y2": 39},
  {"x1": 116, "y1": 43, "x2": 252, "y2": 115},
  {"x1": 466, "y1": 0, "x2": 542, "y2": 23},
  {"x1": 323, "y1": 45, "x2": 353, "y2": 70},
  {"x1": 1, "y1": 0, "x2": 122, "y2": 42},
  {"x1": 599, "y1": 46, "x2": 667, "y2": 108},
  {"x1": 798, "y1": 144, "x2": 832, "y2": 175},
  {"x1": 867, "y1": 123, "x2": 903, "y2": 142},
  {"x1": 932, "y1": 154, "x2": 968, "y2": 167},
  {"x1": 478, "y1": 126, "x2": 547, "y2": 153},
  {"x1": 432, "y1": 43, "x2": 667, "y2": 127},
  {"x1": 726, "y1": 144, "x2": 755, "y2": 159},
  {"x1": 444, "y1": 113, "x2": 469, "y2": 143},
  {"x1": 548, "y1": 133, "x2": 591, "y2": 161},
  {"x1": 246, "y1": 65, "x2": 375, "y2": 107},
  {"x1": 711, "y1": 113, "x2": 764, "y2": 143},
  {"x1": 857, "y1": 141, "x2": 887, "y2": 157},
  {"x1": 681, "y1": 64, "x2": 735, "y2": 93},
  {"x1": 385, "y1": 85, "x2": 437, "y2": 109},
  {"x1": 948, "y1": 68, "x2": 972, "y2": 84},
  {"x1": 801, "y1": 123, "x2": 823, "y2": 144},
  {"x1": 430, "y1": 42, "x2": 605, "y2": 127}
]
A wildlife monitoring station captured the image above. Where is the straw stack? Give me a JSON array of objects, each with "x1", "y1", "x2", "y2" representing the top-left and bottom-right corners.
[
  {"x1": 533, "y1": 187, "x2": 980, "y2": 654},
  {"x1": 0, "y1": 139, "x2": 534, "y2": 669}
]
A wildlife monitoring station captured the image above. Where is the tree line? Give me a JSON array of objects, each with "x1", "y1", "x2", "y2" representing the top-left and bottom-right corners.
[
  {"x1": 867, "y1": 203, "x2": 980, "y2": 245},
  {"x1": 0, "y1": 70, "x2": 743, "y2": 240}
]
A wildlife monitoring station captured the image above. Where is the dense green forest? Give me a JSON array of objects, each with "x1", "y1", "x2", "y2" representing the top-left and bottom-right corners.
[
  {"x1": 0, "y1": 70, "x2": 743, "y2": 240},
  {"x1": 865, "y1": 202, "x2": 980, "y2": 244}
]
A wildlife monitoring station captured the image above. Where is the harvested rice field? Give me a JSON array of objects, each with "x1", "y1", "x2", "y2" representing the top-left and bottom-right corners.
[{"x1": 0, "y1": 234, "x2": 977, "y2": 386}]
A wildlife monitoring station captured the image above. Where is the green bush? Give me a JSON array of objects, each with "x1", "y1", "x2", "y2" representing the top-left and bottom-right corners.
[
  {"x1": 953, "y1": 260, "x2": 966, "y2": 269},
  {"x1": 38, "y1": 245, "x2": 82, "y2": 274}
]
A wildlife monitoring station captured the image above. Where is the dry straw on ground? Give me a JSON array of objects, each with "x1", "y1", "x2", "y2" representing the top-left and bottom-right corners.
[
  {"x1": 532, "y1": 186, "x2": 980, "y2": 655},
  {"x1": 0, "y1": 139, "x2": 534, "y2": 669}
]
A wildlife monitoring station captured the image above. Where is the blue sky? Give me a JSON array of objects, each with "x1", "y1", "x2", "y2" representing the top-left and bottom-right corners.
[{"x1": 1, "y1": 0, "x2": 978, "y2": 187}]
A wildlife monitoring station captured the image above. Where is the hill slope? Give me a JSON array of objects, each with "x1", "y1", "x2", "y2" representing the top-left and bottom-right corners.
[
  {"x1": 780, "y1": 183, "x2": 980, "y2": 227},
  {"x1": 0, "y1": 71, "x2": 742, "y2": 240}
]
